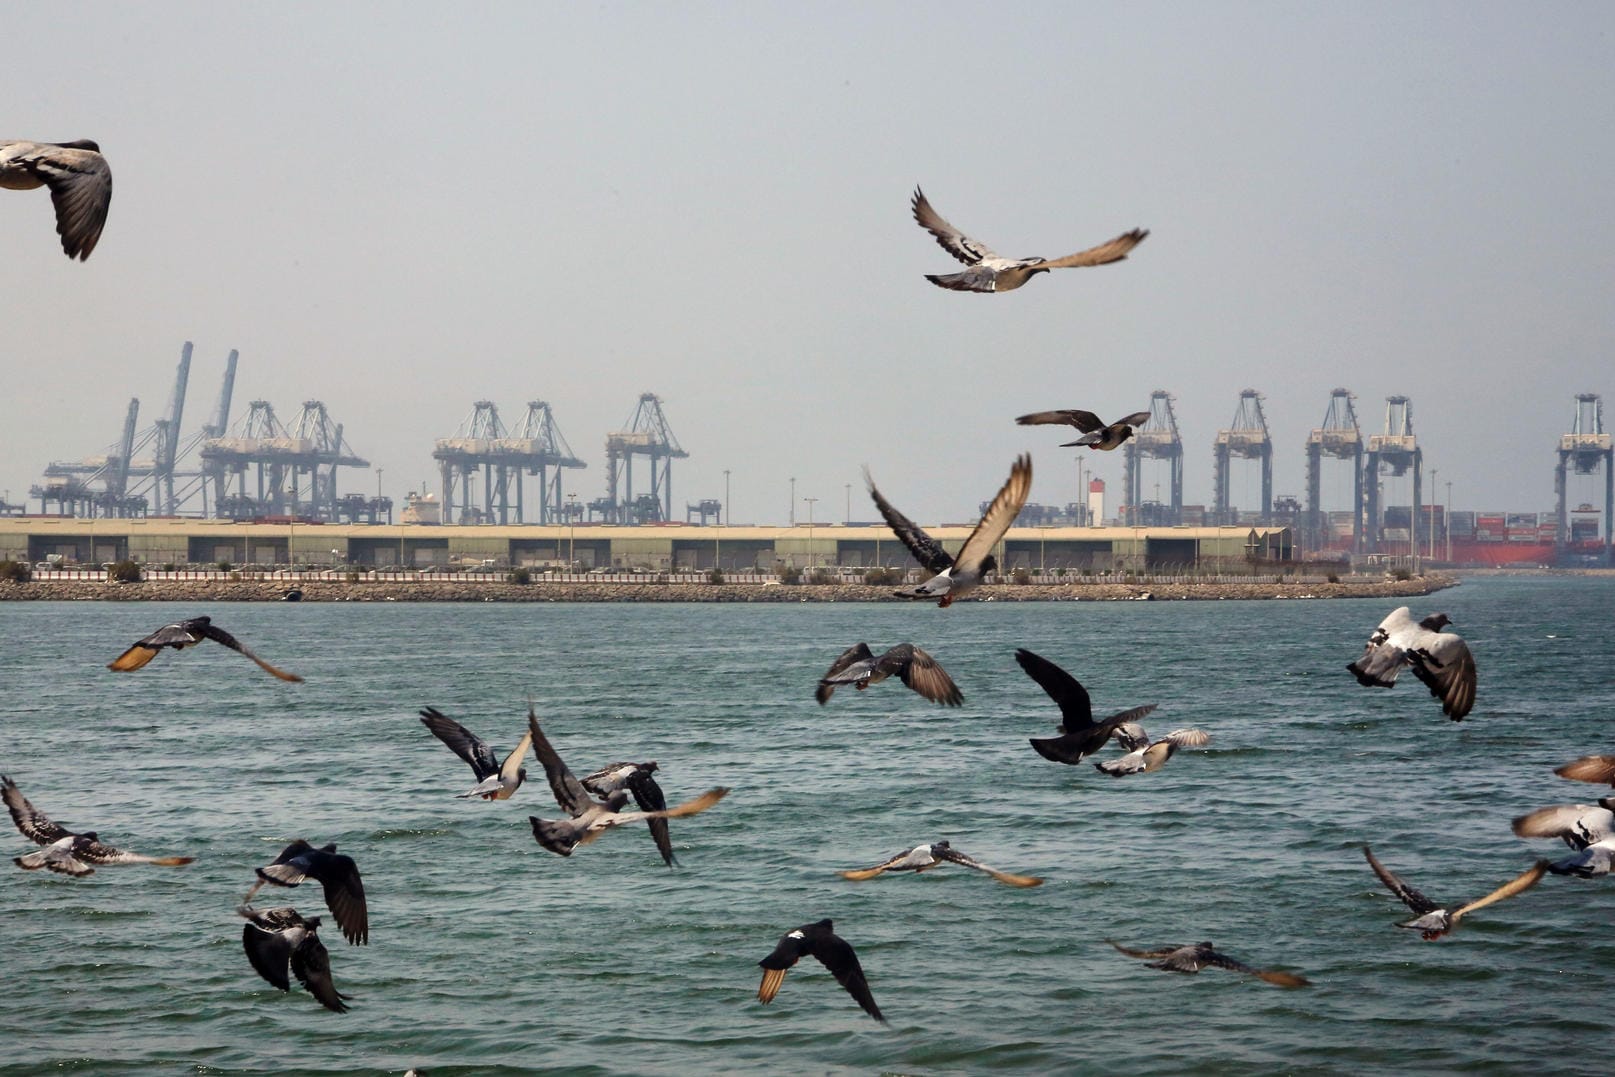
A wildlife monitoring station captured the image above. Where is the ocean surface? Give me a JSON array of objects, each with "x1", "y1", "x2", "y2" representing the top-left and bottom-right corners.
[{"x1": 2, "y1": 577, "x2": 1613, "y2": 1076}]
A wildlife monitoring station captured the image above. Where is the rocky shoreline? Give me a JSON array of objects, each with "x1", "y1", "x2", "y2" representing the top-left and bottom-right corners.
[{"x1": 0, "y1": 575, "x2": 1460, "y2": 603}]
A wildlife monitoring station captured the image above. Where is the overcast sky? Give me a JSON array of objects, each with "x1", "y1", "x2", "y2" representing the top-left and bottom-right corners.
[{"x1": 4, "y1": 3, "x2": 1612, "y2": 525}]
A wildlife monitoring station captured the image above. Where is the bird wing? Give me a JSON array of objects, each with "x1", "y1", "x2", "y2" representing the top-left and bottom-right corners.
[
  {"x1": 817, "y1": 643, "x2": 876, "y2": 702},
  {"x1": 526, "y1": 709, "x2": 595, "y2": 816},
  {"x1": 1362, "y1": 845, "x2": 1441, "y2": 916},
  {"x1": 1013, "y1": 649, "x2": 1094, "y2": 729},
  {"x1": 1023, "y1": 228, "x2": 1148, "y2": 270},
  {"x1": 1107, "y1": 939, "x2": 1180, "y2": 960},
  {"x1": 106, "y1": 643, "x2": 162, "y2": 671},
  {"x1": 240, "y1": 920, "x2": 294, "y2": 992},
  {"x1": 22, "y1": 143, "x2": 112, "y2": 260},
  {"x1": 500, "y1": 729, "x2": 533, "y2": 784},
  {"x1": 1449, "y1": 860, "x2": 1548, "y2": 925},
  {"x1": 194, "y1": 621, "x2": 304, "y2": 682},
  {"x1": 1015, "y1": 409, "x2": 1105, "y2": 433},
  {"x1": 1160, "y1": 727, "x2": 1209, "y2": 747},
  {"x1": 418, "y1": 708, "x2": 501, "y2": 780},
  {"x1": 864, "y1": 469, "x2": 954, "y2": 573},
  {"x1": 305, "y1": 851, "x2": 368, "y2": 946},
  {"x1": 924, "y1": 266, "x2": 1003, "y2": 293},
  {"x1": 78, "y1": 839, "x2": 194, "y2": 867},
  {"x1": 837, "y1": 849, "x2": 913, "y2": 881},
  {"x1": 603, "y1": 787, "x2": 728, "y2": 828},
  {"x1": 1346, "y1": 607, "x2": 1416, "y2": 687},
  {"x1": 1512, "y1": 804, "x2": 1615, "y2": 848},
  {"x1": 1555, "y1": 755, "x2": 1615, "y2": 786},
  {"x1": 811, "y1": 931, "x2": 886, "y2": 1023},
  {"x1": 757, "y1": 930, "x2": 811, "y2": 1002},
  {"x1": 951, "y1": 454, "x2": 1032, "y2": 574},
  {"x1": 1, "y1": 775, "x2": 72, "y2": 846},
  {"x1": 911, "y1": 186, "x2": 1000, "y2": 266},
  {"x1": 624, "y1": 768, "x2": 677, "y2": 867},
  {"x1": 256, "y1": 840, "x2": 317, "y2": 886},
  {"x1": 1406, "y1": 633, "x2": 1476, "y2": 721},
  {"x1": 290, "y1": 932, "x2": 350, "y2": 1013},
  {"x1": 1199, "y1": 949, "x2": 1309, "y2": 987},
  {"x1": 885, "y1": 645, "x2": 964, "y2": 706},
  {"x1": 1110, "y1": 721, "x2": 1151, "y2": 752},
  {"x1": 934, "y1": 845, "x2": 1043, "y2": 887},
  {"x1": 1113, "y1": 411, "x2": 1152, "y2": 429}
]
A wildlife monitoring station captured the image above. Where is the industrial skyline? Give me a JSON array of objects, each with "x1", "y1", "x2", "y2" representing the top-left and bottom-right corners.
[{"x1": 10, "y1": 342, "x2": 1608, "y2": 555}]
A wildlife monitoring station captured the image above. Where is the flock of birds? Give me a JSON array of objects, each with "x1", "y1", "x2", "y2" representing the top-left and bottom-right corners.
[{"x1": 6, "y1": 144, "x2": 1612, "y2": 1032}]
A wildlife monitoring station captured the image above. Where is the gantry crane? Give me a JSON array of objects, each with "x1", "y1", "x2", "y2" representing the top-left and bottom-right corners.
[
  {"x1": 1212, "y1": 389, "x2": 1272, "y2": 525},
  {"x1": 1122, "y1": 390, "x2": 1182, "y2": 525}
]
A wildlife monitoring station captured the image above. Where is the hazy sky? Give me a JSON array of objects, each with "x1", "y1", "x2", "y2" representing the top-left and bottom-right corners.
[{"x1": 4, "y1": 3, "x2": 1612, "y2": 525}]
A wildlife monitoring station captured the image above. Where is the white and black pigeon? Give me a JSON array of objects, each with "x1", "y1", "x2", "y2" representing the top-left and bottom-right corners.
[
  {"x1": 1511, "y1": 797, "x2": 1615, "y2": 877},
  {"x1": 1346, "y1": 607, "x2": 1476, "y2": 721},
  {"x1": 526, "y1": 710, "x2": 727, "y2": 860},
  {"x1": 4, "y1": 775, "x2": 195, "y2": 876},
  {"x1": 838, "y1": 840, "x2": 1042, "y2": 887},
  {"x1": 243, "y1": 840, "x2": 369, "y2": 944},
  {"x1": 1015, "y1": 648, "x2": 1158, "y2": 766},
  {"x1": 0, "y1": 139, "x2": 112, "y2": 260},
  {"x1": 816, "y1": 643, "x2": 963, "y2": 706},
  {"x1": 866, "y1": 453, "x2": 1032, "y2": 607},
  {"x1": 757, "y1": 918, "x2": 885, "y2": 1022},
  {"x1": 1106, "y1": 940, "x2": 1309, "y2": 987},
  {"x1": 1015, "y1": 409, "x2": 1152, "y2": 451},
  {"x1": 107, "y1": 615, "x2": 303, "y2": 682},
  {"x1": 239, "y1": 905, "x2": 350, "y2": 1013},
  {"x1": 1094, "y1": 722, "x2": 1210, "y2": 776},
  {"x1": 910, "y1": 186, "x2": 1147, "y2": 294},
  {"x1": 419, "y1": 707, "x2": 533, "y2": 800},
  {"x1": 580, "y1": 761, "x2": 678, "y2": 867},
  {"x1": 1362, "y1": 845, "x2": 1547, "y2": 940},
  {"x1": 1555, "y1": 755, "x2": 1615, "y2": 787}
]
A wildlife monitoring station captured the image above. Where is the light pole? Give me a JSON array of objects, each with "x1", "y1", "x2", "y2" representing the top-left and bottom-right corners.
[
  {"x1": 376, "y1": 467, "x2": 384, "y2": 500},
  {"x1": 567, "y1": 493, "x2": 577, "y2": 570},
  {"x1": 723, "y1": 469, "x2": 731, "y2": 527},
  {"x1": 1076, "y1": 455, "x2": 1086, "y2": 525},
  {"x1": 789, "y1": 477, "x2": 796, "y2": 526},
  {"x1": 1428, "y1": 468, "x2": 1437, "y2": 561},
  {"x1": 1445, "y1": 480, "x2": 1452, "y2": 563},
  {"x1": 804, "y1": 497, "x2": 818, "y2": 571},
  {"x1": 844, "y1": 483, "x2": 851, "y2": 525}
]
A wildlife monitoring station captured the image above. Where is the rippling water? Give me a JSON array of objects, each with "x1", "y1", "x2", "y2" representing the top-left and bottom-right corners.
[{"x1": 2, "y1": 578, "x2": 1613, "y2": 1075}]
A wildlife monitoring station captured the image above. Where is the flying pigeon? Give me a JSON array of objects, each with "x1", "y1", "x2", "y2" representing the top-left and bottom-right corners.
[
  {"x1": 243, "y1": 840, "x2": 369, "y2": 944},
  {"x1": 1094, "y1": 722, "x2": 1210, "y2": 776},
  {"x1": 239, "y1": 905, "x2": 351, "y2": 1013},
  {"x1": 1015, "y1": 409, "x2": 1153, "y2": 451},
  {"x1": 107, "y1": 616, "x2": 303, "y2": 682},
  {"x1": 1014, "y1": 648, "x2": 1158, "y2": 766},
  {"x1": 867, "y1": 453, "x2": 1032, "y2": 607},
  {"x1": 526, "y1": 710, "x2": 727, "y2": 860},
  {"x1": 816, "y1": 643, "x2": 962, "y2": 706},
  {"x1": 419, "y1": 707, "x2": 532, "y2": 800},
  {"x1": 910, "y1": 186, "x2": 1146, "y2": 293},
  {"x1": 580, "y1": 760, "x2": 679, "y2": 867},
  {"x1": 1362, "y1": 845, "x2": 1547, "y2": 939},
  {"x1": 0, "y1": 139, "x2": 112, "y2": 260},
  {"x1": 1346, "y1": 607, "x2": 1476, "y2": 721},
  {"x1": 1511, "y1": 798, "x2": 1615, "y2": 877},
  {"x1": 3, "y1": 775, "x2": 195, "y2": 876},
  {"x1": 1106, "y1": 940, "x2": 1309, "y2": 987},
  {"x1": 838, "y1": 840, "x2": 1042, "y2": 887},
  {"x1": 756, "y1": 918, "x2": 885, "y2": 1022}
]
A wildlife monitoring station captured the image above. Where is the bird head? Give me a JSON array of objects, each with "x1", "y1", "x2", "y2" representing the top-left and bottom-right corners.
[
  {"x1": 606, "y1": 790, "x2": 631, "y2": 810},
  {"x1": 981, "y1": 554, "x2": 998, "y2": 575},
  {"x1": 517, "y1": 767, "x2": 529, "y2": 784},
  {"x1": 1420, "y1": 613, "x2": 1453, "y2": 632}
]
